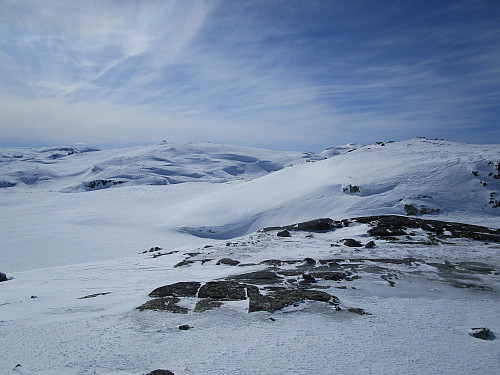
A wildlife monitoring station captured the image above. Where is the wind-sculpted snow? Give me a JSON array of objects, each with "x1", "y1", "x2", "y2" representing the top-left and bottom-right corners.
[{"x1": 0, "y1": 141, "x2": 325, "y2": 192}]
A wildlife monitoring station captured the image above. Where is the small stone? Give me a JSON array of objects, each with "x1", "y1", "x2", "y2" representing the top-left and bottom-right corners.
[{"x1": 178, "y1": 324, "x2": 192, "y2": 330}]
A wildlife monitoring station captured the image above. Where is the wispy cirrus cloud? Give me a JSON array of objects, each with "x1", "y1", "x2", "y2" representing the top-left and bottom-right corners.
[{"x1": 0, "y1": 0, "x2": 499, "y2": 150}]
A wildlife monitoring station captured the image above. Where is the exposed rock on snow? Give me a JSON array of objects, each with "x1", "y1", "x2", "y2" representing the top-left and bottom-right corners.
[
  {"x1": 354, "y1": 215, "x2": 500, "y2": 242},
  {"x1": 247, "y1": 288, "x2": 339, "y2": 313},
  {"x1": 137, "y1": 297, "x2": 188, "y2": 314},
  {"x1": 404, "y1": 204, "x2": 419, "y2": 215},
  {"x1": 347, "y1": 308, "x2": 372, "y2": 315},
  {"x1": 198, "y1": 281, "x2": 248, "y2": 300},
  {"x1": 277, "y1": 229, "x2": 291, "y2": 237},
  {"x1": 144, "y1": 370, "x2": 175, "y2": 375},
  {"x1": 194, "y1": 299, "x2": 223, "y2": 312},
  {"x1": 149, "y1": 281, "x2": 201, "y2": 298},
  {"x1": 470, "y1": 328, "x2": 493, "y2": 340},
  {"x1": 0, "y1": 272, "x2": 7, "y2": 282},
  {"x1": 78, "y1": 292, "x2": 110, "y2": 299},
  {"x1": 265, "y1": 218, "x2": 340, "y2": 233},
  {"x1": 343, "y1": 239, "x2": 363, "y2": 247},
  {"x1": 229, "y1": 270, "x2": 284, "y2": 284},
  {"x1": 216, "y1": 258, "x2": 241, "y2": 266}
]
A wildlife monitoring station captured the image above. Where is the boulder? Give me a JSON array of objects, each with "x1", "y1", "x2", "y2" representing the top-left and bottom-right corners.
[
  {"x1": 404, "y1": 204, "x2": 419, "y2": 215},
  {"x1": 248, "y1": 287, "x2": 339, "y2": 313},
  {"x1": 470, "y1": 328, "x2": 491, "y2": 340},
  {"x1": 277, "y1": 229, "x2": 291, "y2": 237},
  {"x1": 149, "y1": 282, "x2": 201, "y2": 298},
  {"x1": 197, "y1": 281, "x2": 247, "y2": 300},
  {"x1": 344, "y1": 239, "x2": 362, "y2": 247},
  {"x1": 194, "y1": 299, "x2": 223, "y2": 313},
  {"x1": 144, "y1": 370, "x2": 174, "y2": 375},
  {"x1": 216, "y1": 258, "x2": 240, "y2": 266},
  {"x1": 136, "y1": 297, "x2": 188, "y2": 314},
  {"x1": 365, "y1": 240, "x2": 376, "y2": 248},
  {"x1": 0, "y1": 272, "x2": 7, "y2": 282},
  {"x1": 229, "y1": 270, "x2": 283, "y2": 284}
]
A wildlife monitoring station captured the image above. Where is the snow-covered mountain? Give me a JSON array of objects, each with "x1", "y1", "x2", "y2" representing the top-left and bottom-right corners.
[
  {"x1": 0, "y1": 141, "x2": 325, "y2": 192},
  {"x1": 0, "y1": 138, "x2": 499, "y2": 375}
]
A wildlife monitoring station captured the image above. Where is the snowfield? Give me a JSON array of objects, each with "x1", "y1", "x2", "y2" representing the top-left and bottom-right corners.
[{"x1": 0, "y1": 138, "x2": 499, "y2": 374}]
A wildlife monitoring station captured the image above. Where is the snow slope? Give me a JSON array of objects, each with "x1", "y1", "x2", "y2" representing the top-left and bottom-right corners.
[
  {"x1": 1, "y1": 138, "x2": 499, "y2": 374},
  {"x1": 167, "y1": 138, "x2": 500, "y2": 238}
]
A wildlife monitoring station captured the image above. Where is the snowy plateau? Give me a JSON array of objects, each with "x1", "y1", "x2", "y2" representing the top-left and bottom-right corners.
[{"x1": 0, "y1": 138, "x2": 499, "y2": 375}]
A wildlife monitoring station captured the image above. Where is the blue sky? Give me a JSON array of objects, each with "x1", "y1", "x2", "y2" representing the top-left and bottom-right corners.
[{"x1": 1, "y1": 0, "x2": 499, "y2": 151}]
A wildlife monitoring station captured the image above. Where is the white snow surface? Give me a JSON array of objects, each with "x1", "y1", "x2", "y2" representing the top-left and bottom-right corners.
[{"x1": 1, "y1": 138, "x2": 499, "y2": 374}]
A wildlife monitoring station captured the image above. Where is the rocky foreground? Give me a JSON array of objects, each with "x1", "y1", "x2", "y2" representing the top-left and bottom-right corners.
[{"x1": 137, "y1": 215, "x2": 499, "y2": 323}]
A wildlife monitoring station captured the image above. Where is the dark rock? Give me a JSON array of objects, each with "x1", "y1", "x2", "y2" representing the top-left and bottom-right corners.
[
  {"x1": 174, "y1": 259, "x2": 195, "y2": 268},
  {"x1": 149, "y1": 282, "x2": 201, "y2": 298},
  {"x1": 365, "y1": 240, "x2": 376, "y2": 248},
  {"x1": 0, "y1": 272, "x2": 7, "y2": 282},
  {"x1": 302, "y1": 273, "x2": 316, "y2": 283},
  {"x1": 78, "y1": 292, "x2": 111, "y2": 299},
  {"x1": 344, "y1": 239, "x2": 362, "y2": 247},
  {"x1": 355, "y1": 215, "x2": 500, "y2": 242},
  {"x1": 310, "y1": 271, "x2": 346, "y2": 281},
  {"x1": 347, "y1": 308, "x2": 372, "y2": 315},
  {"x1": 263, "y1": 218, "x2": 340, "y2": 232},
  {"x1": 136, "y1": 297, "x2": 188, "y2": 313},
  {"x1": 303, "y1": 257, "x2": 316, "y2": 266},
  {"x1": 277, "y1": 229, "x2": 291, "y2": 237},
  {"x1": 178, "y1": 324, "x2": 192, "y2": 330},
  {"x1": 149, "y1": 246, "x2": 162, "y2": 252},
  {"x1": 343, "y1": 184, "x2": 360, "y2": 193},
  {"x1": 404, "y1": 204, "x2": 419, "y2": 215},
  {"x1": 216, "y1": 258, "x2": 240, "y2": 266},
  {"x1": 83, "y1": 179, "x2": 124, "y2": 190},
  {"x1": 229, "y1": 270, "x2": 283, "y2": 284},
  {"x1": 144, "y1": 370, "x2": 175, "y2": 375},
  {"x1": 248, "y1": 288, "x2": 339, "y2": 313},
  {"x1": 471, "y1": 328, "x2": 491, "y2": 340},
  {"x1": 419, "y1": 207, "x2": 440, "y2": 214},
  {"x1": 198, "y1": 281, "x2": 247, "y2": 300},
  {"x1": 194, "y1": 299, "x2": 223, "y2": 312}
]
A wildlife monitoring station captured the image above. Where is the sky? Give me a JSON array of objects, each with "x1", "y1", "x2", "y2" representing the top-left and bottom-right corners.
[{"x1": 0, "y1": 0, "x2": 499, "y2": 151}]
